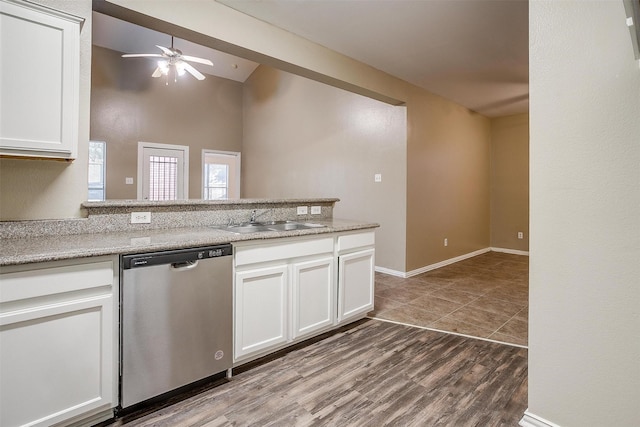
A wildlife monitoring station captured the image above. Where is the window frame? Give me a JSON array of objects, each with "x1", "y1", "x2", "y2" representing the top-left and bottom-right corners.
[
  {"x1": 202, "y1": 149, "x2": 241, "y2": 200},
  {"x1": 88, "y1": 140, "x2": 106, "y2": 201},
  {"x1": 137, "y1": 141, "x2": 190, "y2": 200}
]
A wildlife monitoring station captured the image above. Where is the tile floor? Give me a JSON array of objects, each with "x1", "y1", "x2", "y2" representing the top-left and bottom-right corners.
[{"x1": 370, "y1": 251, "x2": 529, "y2": 346}]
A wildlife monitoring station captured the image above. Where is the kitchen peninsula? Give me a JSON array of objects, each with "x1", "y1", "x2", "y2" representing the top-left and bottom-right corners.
[
  {"x1": 0, "y1": 198, "x2": 378, "y2": 427},
  {"x1": 0, "y1": 198, "x2": 376, "y2": 265}
]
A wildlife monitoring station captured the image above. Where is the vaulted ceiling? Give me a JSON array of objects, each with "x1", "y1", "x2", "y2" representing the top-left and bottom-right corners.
[
  {"x1": 218, "y1": 0, "x2": 529, "y2": 118},
  {"x1": 93, "y1": 1, "x2": 528, "y2": 118}
]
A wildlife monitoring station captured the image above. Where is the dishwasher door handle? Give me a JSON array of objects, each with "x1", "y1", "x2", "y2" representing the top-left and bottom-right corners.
[{"x1": 170, "y1": 260, "x2": 199, "y2": 271}]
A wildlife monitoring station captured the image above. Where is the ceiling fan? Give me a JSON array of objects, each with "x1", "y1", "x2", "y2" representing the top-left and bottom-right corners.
[{"x1": 121, "y1": 36, "x2": 213, "y2": 83}]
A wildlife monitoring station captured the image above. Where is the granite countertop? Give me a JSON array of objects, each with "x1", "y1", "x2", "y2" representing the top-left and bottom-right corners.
[
  {"x1": 81, "y1": 198, "x2": 340, "y2": 209},
  {"x1": 0, "y1": 219, "x2": 378, "y2": 266}
]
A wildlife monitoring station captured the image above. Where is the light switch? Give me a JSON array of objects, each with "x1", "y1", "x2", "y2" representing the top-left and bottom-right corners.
[
  {"x1": 125, "y1": 177, "x2": 134, "y2": 185},
  {"x1": 374, "y1": 173, "x2": 382, "y2": 182}
]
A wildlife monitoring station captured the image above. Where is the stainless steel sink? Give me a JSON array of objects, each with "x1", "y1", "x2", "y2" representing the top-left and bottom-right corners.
[
  {"x1": 214, "y1": 221, "x2": 326, "y2": 234},
  {"x1": 266, "y1": 222, "x2": 315, "y2": 231},
  {"x1": 224, "y1": 224, "x2": 272, "y2": 233}
]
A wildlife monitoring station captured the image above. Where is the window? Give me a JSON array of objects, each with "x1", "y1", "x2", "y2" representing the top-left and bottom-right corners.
[
  {"x1": 88, "y1": 141, "x2": 106, "y2": 201},
  {"x1": 138, "y1": 142, "x2": 189, "y2": 200},
  {"x1": 202, "y1": 150, "x2": 241, "y2": 199},
  {"x1": 148, "y1": 154, "x2": 179, "y2": 200},
  {"x1": 204, "y1": 162, "x2": 229, "y2": 199}
]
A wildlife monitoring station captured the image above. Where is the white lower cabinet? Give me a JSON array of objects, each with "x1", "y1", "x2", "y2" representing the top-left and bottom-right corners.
[
  {"x1": 291, "y1": 256, "x2": 334, "y2": 339},
  {"x1": 233, "y1": 231, "x2": 374, "y2": 364},
  {"x1": 233, "y1": 236, "x2": 336, "y2": 363},
  {"x1": 338, "y1": 248, "x2": 375, "y2": 322},
  {"x1": 336, "y1": 231, "x2": 376, "y2": 323},
  {"x1": 234, "y1": 264, "x2": 288, "y2": 359},
  {"x1": 0, "y1": 257, "x2": 118, "y2": 427}
]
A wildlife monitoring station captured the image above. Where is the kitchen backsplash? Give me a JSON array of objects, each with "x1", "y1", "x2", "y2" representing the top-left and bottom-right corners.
[{"x1": 0, "y1": 198, "x2": 337, "y2": 239}]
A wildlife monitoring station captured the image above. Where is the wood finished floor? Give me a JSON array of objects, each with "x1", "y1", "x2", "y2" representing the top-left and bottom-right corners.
[
  {"x1": 103, "y1": 319, "x2": 527, "y2": 427},
  {"x1": 371, "y1": 252, "x2": 529, "y2": 347}
]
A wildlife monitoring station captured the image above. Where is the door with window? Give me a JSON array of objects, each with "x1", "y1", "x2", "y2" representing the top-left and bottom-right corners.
[
  {"x1": 202, "y1": 150, "x2": 241, "y2": 199},
  {"x1": 138, "y1": 142, "x2": 189, "y2": 200}
]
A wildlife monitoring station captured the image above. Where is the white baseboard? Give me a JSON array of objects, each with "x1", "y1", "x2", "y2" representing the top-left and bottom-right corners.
[
  {"x1": 374, "y1": 266, "x2": 407, "y2": 278},
  {"x1": 491, "y1": 247, "x2": 530, "y2": 256},
  {"x1": 519, "y1": 411, "x2": 561, "y2": 427},
  {"x1": 375, "y1": 247, "x2": 529, "y2": 278},
  {"x1": 404, "y1": 247, "x2": 491, "y2": 277}
]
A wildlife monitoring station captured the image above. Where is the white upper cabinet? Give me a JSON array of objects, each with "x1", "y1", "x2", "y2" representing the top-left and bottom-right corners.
[{"x1": 0, "y1": 0, "x2": 82, "y2": 159}]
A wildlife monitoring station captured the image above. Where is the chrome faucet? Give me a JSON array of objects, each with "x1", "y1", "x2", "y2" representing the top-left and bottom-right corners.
[{"x1": 249, "y1": 209, "x2": 269, "y2": 224}]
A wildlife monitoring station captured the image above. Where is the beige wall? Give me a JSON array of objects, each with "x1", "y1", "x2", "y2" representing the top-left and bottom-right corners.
[
  {"x1": 91, "y1": 46, "x2": 243, "y2": 199},
  {"x1": 0, "y1": 0, "x2": 92, "y2": 221},
  {"x1": 242, "y1": 64, "x2": 492, "y2": 273},
  {"x1": 3, "y1": 0, "x2": 495, "y2": 277},
  {"x1": 528, "y1": 1, "x2": 640, "y2": 425},
  {"x1": 490, "y1": 113, "x2": 529, "y2": 251},
  {"x1": 242, "y1": 65, "x2": 407, "y2": 271},
  {"x1": 406, "y1": 90, "x2": 491, "y2": 272}
]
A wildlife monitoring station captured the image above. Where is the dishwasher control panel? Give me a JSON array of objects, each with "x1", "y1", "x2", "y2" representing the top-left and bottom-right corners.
[{"x1": 122, "y1": 244, "x2": 233, "y2": 269}]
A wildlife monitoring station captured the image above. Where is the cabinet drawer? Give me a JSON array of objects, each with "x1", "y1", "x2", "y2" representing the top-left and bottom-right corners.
[
  {"x1": 337, "y1": 231, "x2": 375, "y2": 253},
  {"x1": 235, "y1": 237, "x2": 334, "y2": 267},
  {"x1": 0, "y1": 261, "x2": 114, "y2": 303}
]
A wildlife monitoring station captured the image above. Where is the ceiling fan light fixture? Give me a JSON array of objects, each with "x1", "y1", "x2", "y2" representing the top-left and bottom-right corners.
[
  {"x1": 157, "y1": 60, "x2": 169, "y2": 75},
  {"x1": 176, "y1": 62, "x2": 186, "y2": 76},
  {"x1": 123, "y1": 35, "x2": 214, "y2": 83}
]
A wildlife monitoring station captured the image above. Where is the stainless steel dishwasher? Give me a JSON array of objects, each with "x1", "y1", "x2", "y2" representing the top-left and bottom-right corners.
[{"x1": 120, "y1": 244, "x2": 233, "y2": 409}]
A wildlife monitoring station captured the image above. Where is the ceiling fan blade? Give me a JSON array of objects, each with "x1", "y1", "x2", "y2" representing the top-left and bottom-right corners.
[
  {"x1": 151, "y1": 67, "x2": 163, "y2": 78},
  {"x1": 182, "y1": 62, "x2": 206, "y2": 80},
  {"x1": 156, "y1": 45, "x2": 173, "y2": 55},
  {"x1": 181, "y1": 55, "x2": 213, "y2": 67},
  {"x1": 122, "y1": 53, "x2": 163, "y2": 58}
]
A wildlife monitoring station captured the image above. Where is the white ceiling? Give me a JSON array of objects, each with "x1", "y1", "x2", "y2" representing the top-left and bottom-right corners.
[
  {"x1": 92, "y1": 12, "x2": 260, "y2": 83},
  {"x1": 217, "y1": 0, "x2": 529, "y2": 117}
]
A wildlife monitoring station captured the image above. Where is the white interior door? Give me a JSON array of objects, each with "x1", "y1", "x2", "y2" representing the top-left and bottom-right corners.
[
  {"x1": 138, "y1": 142, "x2": 189, "y2": 200},
  {"x1": 202, "y1": 150, "x2": 241, "y2": 199}
]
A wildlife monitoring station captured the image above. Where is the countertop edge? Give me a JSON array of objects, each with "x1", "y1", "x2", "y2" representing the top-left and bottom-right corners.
[{"x1": 81, "y1": 198, "x2": 341, "y2": 209}]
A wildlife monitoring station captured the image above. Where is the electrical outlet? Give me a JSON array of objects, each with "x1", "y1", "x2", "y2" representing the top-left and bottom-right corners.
[
  {"x1": 444, "y1": 238, "x2": 448, "y2": 247},
  {"x1": 297, "y1": 206, "x2": 308, "y2": 215},
  {"x1": 517, "y1": 232, "x2": 524, "y2": 239},
  {"x1": 374, "y1": 173, "x2": 382, "y2": 182},
  {"x1": 125, "y1": 177, "x2": 134, "y2": 185},
  {"x1": 131, "y1": 212, "x2": 151, "y2": 224},
  {"x1": 310, "y1": 206, "x2": 322, "y2": 215}
]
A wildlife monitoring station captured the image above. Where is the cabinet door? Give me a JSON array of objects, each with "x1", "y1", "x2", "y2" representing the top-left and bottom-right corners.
[
  {"x1": 234, "y1": 264, "x2": 288, "y2": 360},
  {"x1": 0, "y1": 294, "x2": 113, "y2": 427},
  {"x1": 291, "y1": 257, "x2": 334, "y2": 340},
  {"x1": 338, "y1": 249, "x2": 375, "y2": 322},
  {"x1": 0, "y1": 0, "x2": 81, "y2": 159}
]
